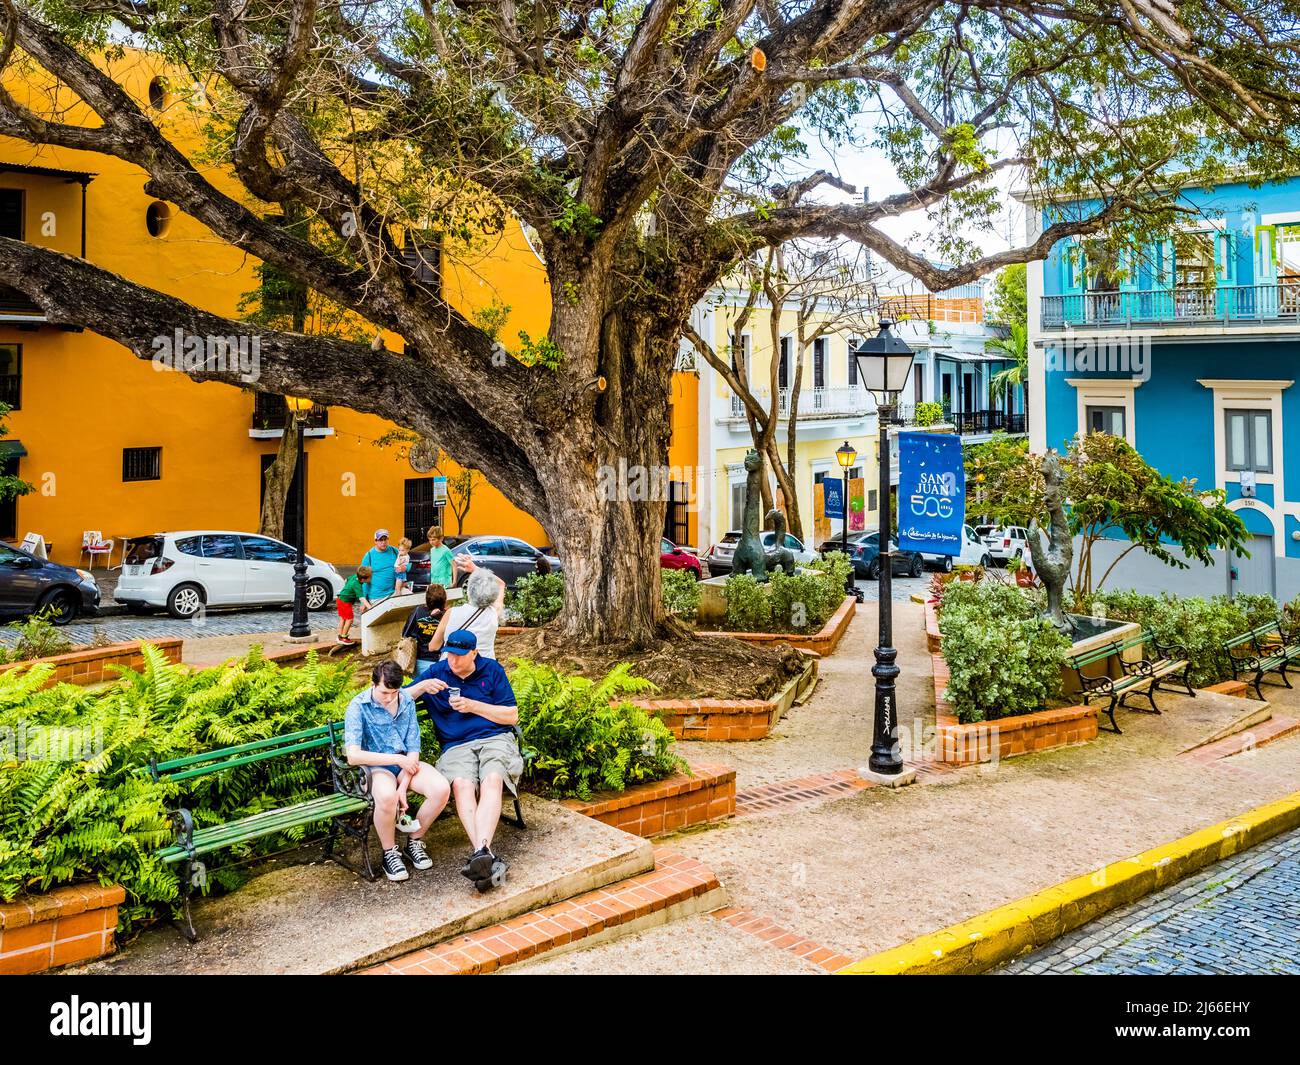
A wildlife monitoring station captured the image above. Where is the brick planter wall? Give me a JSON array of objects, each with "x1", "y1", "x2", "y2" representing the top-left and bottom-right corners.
[
  {"x1": 0, "y1": 638, "x2": 183, "y2": 688},
  {"x1": 696, "y1": 595, "x2": 856, "y2": 656},
  {"x1": 931, "y1": 626, "x2": 1097, "y2": 766},
  {"x1": 631, "y1": 659, "x2": 817, "y2": 741},
  {"x1": 562, "y1": 764, "x2": 736, "y2": 837},
  {"x1": 0, "y1": 884, "x2": 126, "y2": 974}
]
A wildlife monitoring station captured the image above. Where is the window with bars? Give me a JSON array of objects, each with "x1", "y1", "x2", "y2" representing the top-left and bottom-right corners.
[{"x1": 122, "y1": 447, "x2": 162, "y2": 482}]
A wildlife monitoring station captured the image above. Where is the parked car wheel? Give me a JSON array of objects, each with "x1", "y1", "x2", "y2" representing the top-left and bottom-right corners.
[
  {"x1": 908, "y1": 555, "x2": 923, "y2": 578},
  {"x1": 867, "y1": 558, "x2": 882, "y2": 580},
  {"x1": 37, "y1": 589, "x2": 79, "y2": 626},
  {"x1": 306, "y1": 579, "x2": 332, "y2": 611},
  {"x1": 940, "y1": 556, "x2": 953, "y2": 574},
  {"x1": 980, "y1": 553, "x2": 992, "y2": 567},
  {"x1": 167, "y1": 583, "x2": 205, "y2": 619}
]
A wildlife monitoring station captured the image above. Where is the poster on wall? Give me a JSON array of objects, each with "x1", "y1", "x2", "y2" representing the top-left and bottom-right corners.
[
  {"x1": 849, "y1": 477, "x2": 865, "y2": 532},
  {"x1": 897, "y1": 431, "x2": 965, "y2": 556}
]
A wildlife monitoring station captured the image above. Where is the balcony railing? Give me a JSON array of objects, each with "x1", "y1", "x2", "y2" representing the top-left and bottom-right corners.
[
  {"x1": 726, "y1": 386, "x2": 873, "y2": 421},
  {"x1": 888, "y1": 405, "x2": 1025, "y2": 434},
  {"x1": 1042, "y1": 284, "x2": 1300, "y2": 328},
  {"x1": 251, "y1": 400, "x2": 329, "y2": 432}
]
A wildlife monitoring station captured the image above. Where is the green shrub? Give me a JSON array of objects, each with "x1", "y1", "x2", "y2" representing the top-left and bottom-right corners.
[
  {"x1": 1073, "y1": 588, "x2": 1279, "y2": 687},
  {"x1": 509, "y1": 659, "x2": 685, "y2": 800},
  {"x1": 914, "y1": 401, "x2": 945, "y2": 427},
  {"x1": 661, "y1": 567, "x2": 700, "y2": 618},
  {"x1": 0, "y1": 610, "x2": 76, "y2": 664},
  {"x1": 938, "y1": 580, "x2": 1070, "y2": 722},
  {"x1": 723, "y1": 567, "x2": 843, "y2": 632},
  {"x1": 809, "y1": 551, "x2": 853, "y2": 597},
  {"x1": 507, "y1": 572, "x2": 565, "y2": 627},
  {"x1": 0, "y1": 645, "x2": 357, "y2": 930}
]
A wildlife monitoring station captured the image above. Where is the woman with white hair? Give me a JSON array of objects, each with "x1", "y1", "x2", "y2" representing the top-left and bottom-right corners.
[{"x1": 429, "y1": 562, "x2": 505, "y2": 659}]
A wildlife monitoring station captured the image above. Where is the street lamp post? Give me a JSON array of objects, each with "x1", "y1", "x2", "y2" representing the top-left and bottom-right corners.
[
  {"x1": 286, "y1": 396, "x2": 313, "y2": 640},
  {"x1": 835, "y1": 441, "x2": 857, "y2": 598},
  {"x1": 852, "y1": 321, "x2": 915, "y2": 775}
]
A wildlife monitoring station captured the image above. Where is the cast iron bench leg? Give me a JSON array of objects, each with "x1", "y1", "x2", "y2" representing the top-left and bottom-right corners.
[{"x1": 175, "y1": 860, "x2": 199, "y2": 944}]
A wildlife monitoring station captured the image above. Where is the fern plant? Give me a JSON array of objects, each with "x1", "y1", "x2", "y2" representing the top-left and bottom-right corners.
[{"x1": 510, "y1": 659, "x2": 684, "y2": 800}]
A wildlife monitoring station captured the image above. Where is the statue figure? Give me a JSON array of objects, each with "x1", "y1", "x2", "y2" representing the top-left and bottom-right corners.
[
  {"x1": 763, "y1": 507, "x2": 796, "y2": 576},
  {"x1": 730, "y1": 450, "x2": 768, "y2": 580},
  {"x1": 1029, "y1": 450, "x2": 1073, "y2": 633}
]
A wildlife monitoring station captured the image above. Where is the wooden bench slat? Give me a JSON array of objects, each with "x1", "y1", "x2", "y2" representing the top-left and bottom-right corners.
[
  {"x1": 149, "y1": 723, "x2": 337, "y2": 777},
  {"x1": 158, "y1": 793, "x2": 371, "y2": 862}
]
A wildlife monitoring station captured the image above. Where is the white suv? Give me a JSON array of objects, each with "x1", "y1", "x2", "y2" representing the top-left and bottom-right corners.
[
  {"x1": 923, "y1": 524, "x2": 995, "y2": 572},
  {"x1": 975, "y1": 525, "x2": 1033, "y2": 565},
  {"x1": 116, "y1": 532, "x2": 344, "y2": 618}
]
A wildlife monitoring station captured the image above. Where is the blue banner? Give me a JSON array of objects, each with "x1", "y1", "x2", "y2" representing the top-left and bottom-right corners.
[
  {"x1": 823, "y1": 477, "x2": 844, "y2": 519},
  {"x1": 897, "y1": 432, "x2": 965, "y2": 555}
]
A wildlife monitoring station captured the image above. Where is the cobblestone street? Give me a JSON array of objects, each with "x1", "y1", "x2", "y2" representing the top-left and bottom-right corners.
[
  {"x1": 0, "y1": 606, "x2": 307, "y2": 648},
  {"x1": 999, "y1": 828, "x2": 1300, "y2": 975}
]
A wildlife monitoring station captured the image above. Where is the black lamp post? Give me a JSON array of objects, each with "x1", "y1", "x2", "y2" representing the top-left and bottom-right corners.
[
  {"x1": 287, "y1": 396, "x2": 313, "y2": 639},
  {"x1": 852, "y1": 321, "x2": 915, "y2": 775},
  {"x1": 835, "y1": 441, "x2": 857, "y2": 597}
]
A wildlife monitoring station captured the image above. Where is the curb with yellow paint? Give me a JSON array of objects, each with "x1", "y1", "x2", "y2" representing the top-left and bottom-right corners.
[{"x1": 839, "y1": 789, "x2": 1300, "y2": 975}]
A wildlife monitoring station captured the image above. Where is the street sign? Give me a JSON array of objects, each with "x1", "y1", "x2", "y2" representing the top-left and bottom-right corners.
[{"x1": 432, "y1": 475, "x2": 448, "y2": 504}]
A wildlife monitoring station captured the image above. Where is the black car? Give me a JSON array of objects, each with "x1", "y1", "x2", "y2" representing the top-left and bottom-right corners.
[
  {"x1": 845, "y1": 533, "x2": 925, "y2": 580},
  {"x1": 407, "y1": 535, "x2": 562, "y2": 590},
  {"x1": 0, "y1": 543, "x2": 100, "y2": 624}
]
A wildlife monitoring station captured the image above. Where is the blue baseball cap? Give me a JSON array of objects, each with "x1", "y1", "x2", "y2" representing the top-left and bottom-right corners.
[{"x1": 445, "y1": 629, "x2": 478, "y2": 654}]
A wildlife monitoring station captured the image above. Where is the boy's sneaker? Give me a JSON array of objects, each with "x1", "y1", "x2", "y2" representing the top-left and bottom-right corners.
[
  {"x1": 460, "y1": 846, "x2": 494, "y2": 882},
  {"x1": 381, "y1": 847, "x2": 409, "y2": 882},
  {"x1": 474, "y1": 858, "x2": 508, "y2": 894},
  {"x1": 404, "y1": 837, "x2": 433, "y2": 871},
  {"x1": 336, "y1": 635, "x2": 356, "y2": 646}
]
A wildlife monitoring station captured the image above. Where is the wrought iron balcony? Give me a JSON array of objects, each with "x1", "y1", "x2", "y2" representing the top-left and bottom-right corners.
[
  {"x1": 725, "y1": 386, "x2": 874, "y2": 422},
  {"x1": 251, "y1": 394, "x2": 329, "y2": 433},
  {"x1": 1041, "y1": 284, "x2": 1300, "y2": 328}
]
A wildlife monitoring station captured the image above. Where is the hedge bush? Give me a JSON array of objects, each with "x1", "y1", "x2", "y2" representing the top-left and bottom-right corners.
[
  {"x1": 507, "y1": 571, "x2": 565, "y2": 626},
  {"x1": 661, "y1": 567, "x2": 701, "y2": 617},
  {"x1": 938, "y1": 580, "x2": 1071, "y2": 723},
  {"x1": 1071, "y1": 589, "x2": 1281, "y2": 687},
  {"x1": 723, "y1": 563, "x2": 845, "y2": 633}
]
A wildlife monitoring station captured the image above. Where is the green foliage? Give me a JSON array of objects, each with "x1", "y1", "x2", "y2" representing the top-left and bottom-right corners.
[
  {"x1": 516, "y1": 331, "x2": 564, "y2": 370},
  {"x1": 914, "y1": 401, "x2": 945, "y2": 427},
  {"x1": 0, "y1": 645, "x2": 356, "y2": 930},
  {"x1": 471, "y1": 299, "x2": 512, "y2": 341},
  {"x1": 986, "y1": 264, "x2": 1027, "y2": 329},
  {"x1": 509, "y1": 660, "x2": 683, "y2": 800},
  {"x1": 1071, "y1": 589, "x2": 1280, "y2": 687},
  {"x1": 971, "y1": 433, "x2": 1250, "y2": 596},
  {"x1": 660, "y1": 568, "x2": 700, "y2": 618},
  {"x1": 938, "y1": 580, "x2": 1070, "y2": 723},
  {"x1": 507, "y1": 572, "x2": 565, "y2": 627},
  {"x1": 723, "y1": 566, "x2": 843, "y2": 633},
  {"x1": 0, "y1": 400, "x2": 33, "y2": 507},
  {"x1": 0, "y1": 610, "x2": 76, "y2": 665}
]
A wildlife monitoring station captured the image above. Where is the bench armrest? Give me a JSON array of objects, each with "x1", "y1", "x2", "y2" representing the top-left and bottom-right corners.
[{"x1": 167, "y1": 807, "x2": 195, "y2": 858}]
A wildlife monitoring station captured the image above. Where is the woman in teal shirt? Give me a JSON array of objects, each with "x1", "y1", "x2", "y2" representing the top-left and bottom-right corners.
[{"x1": 361, "y1": 529, "x2": 400, "y2": 600}]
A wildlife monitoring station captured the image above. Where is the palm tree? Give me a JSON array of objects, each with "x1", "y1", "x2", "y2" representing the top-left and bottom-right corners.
[{"x1": 986, "y1": 321, "x2": 1028, "y2": 409}]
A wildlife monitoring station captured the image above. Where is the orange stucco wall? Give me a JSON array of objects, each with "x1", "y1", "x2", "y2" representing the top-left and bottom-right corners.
[{"x1": 1, "y1": 51, "x2": 696, "y2": 567}]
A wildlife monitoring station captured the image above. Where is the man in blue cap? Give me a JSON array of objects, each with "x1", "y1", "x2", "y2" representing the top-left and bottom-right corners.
[{"x1": 405, "y1": 628, "x2": 522, "y2": 891}]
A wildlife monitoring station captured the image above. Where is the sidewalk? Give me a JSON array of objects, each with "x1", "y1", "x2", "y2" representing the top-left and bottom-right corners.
[{"x1": 512, "y1": 602, "x2": 1300, "y2": 973}]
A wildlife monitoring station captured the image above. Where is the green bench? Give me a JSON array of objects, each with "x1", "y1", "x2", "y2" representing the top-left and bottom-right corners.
[
  {"x1": 1223, "y1": 620, "x2": 1300, "y2": 699},
  {"x1": 145, "y1": 721, "x2": 374, "y2": 942},
  {"x1": 1065, "y1": 630, "x2": 1192, "y2": 734}
]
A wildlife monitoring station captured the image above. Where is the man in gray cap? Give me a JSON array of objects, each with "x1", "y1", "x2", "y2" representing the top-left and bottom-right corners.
[{"x1": 406, "y1": 628, "x2": 523, "y2": 891}]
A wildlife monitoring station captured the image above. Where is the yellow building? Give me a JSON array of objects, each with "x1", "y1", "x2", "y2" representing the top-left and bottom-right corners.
[
  {"x1": 687, "y1": 285, "x2": 881, "y2": 553},
  {"x1": 0, "y1": 54, "x2": 698, "y2": 567}
]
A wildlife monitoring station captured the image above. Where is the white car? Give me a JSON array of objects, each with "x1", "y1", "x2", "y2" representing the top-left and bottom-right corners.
[
  {"x1": 974, "y1": 524, "x2": 1033, "y2": 565},
  {"x1": 116, "y1": 532, "x2": 344, "y2": 618},
  {"x1": 923, "y1": 524, "x2": 995, "y2": 572}
]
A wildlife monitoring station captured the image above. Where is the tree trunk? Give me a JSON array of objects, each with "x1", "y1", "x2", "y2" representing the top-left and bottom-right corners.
[
  {"x1": 259, "y1": 409, "x2": 301, "y2": 539},
  {"x1": 536, "y1": 300, "x2": 674, "y2": 647}
]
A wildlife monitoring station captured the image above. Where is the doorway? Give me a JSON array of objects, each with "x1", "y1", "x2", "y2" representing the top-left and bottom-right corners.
[{"x1": 1231, "y1": 533, "x2": 1275, "y2": 598}]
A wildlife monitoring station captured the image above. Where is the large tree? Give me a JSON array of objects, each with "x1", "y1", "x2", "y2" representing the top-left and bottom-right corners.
[{"x1": 2, "y1": 1, "x2": 1299, "y2": 644}]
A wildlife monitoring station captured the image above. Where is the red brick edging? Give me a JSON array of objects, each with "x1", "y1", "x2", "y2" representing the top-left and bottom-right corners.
[
  {"x1": 631, "y1": 660, "x2": 818, "y2": 742},
  {"x1": 0, "y1": 884, "x2": 126, "y2": 974},
  {"x1": 696, "y1": 595, "x2": 857, "y2": 656},
  {"x1": 0, "y1": 637, "x2": 183, "y2": 688},
  {"x1": 359, "y1": 849, "x2": 723, "y2": 975},
  {"x1": 562, "y1": 764, "x2": 735, "y2": 837},
  {"x1": 930, "y1": 630, "x2": 1097, "y2": 766},
  {"x1": 711, "y1": 908, "x2": 853, "y2": 972},
  {"x1": 1203, "y1": 679, "x2": 1252, "y2": 699}
]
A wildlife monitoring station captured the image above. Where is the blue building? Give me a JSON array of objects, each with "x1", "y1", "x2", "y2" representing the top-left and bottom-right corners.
[{"x1": 1027, "y1": 174, "x2": 1300, "y2": 600}]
